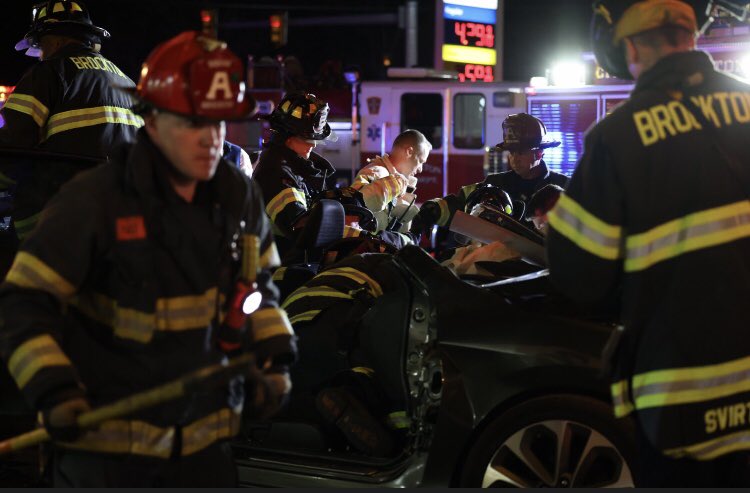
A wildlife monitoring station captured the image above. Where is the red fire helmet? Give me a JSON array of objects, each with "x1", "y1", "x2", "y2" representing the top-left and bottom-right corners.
[{"x1": 135, "y1": 31, "x2": 255, "y2": 121}]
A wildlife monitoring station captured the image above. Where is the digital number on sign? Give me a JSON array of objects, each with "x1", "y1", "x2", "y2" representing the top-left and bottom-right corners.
[
  {"x1": 447, "y1": 21, "x2": 495, "y2": 48},
  {"x1": 458, "y1": 64, "x2": 494, "y2": 83}
]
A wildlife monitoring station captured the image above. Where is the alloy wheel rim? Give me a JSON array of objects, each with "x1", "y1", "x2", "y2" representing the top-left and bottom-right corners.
[{"x1": 480, "y1": 419, "x2": 634, "y2": 488}]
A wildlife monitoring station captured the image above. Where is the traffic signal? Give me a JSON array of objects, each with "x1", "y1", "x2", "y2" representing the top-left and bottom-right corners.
[
  {"x1": 201, "y1": 9, "x2": 218, "y2": 38},
  {"x1": 270, "y1": 12, "x2": 288, "y2": 47}
]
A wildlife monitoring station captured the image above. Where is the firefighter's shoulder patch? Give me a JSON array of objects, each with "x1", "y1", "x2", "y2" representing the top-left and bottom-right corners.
[{"x1": 116, "y1": 216, "x2": 147, "y2": 241}]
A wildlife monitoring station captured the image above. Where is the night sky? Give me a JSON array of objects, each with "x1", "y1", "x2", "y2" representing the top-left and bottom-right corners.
[{"x1": 0, "y1": 0, "x2": 709, "y2": 86}]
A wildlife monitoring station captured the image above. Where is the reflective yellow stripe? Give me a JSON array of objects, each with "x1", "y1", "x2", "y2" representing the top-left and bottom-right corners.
[
  {"x1": 382, "y1": 175, "x2": 402, "y2": 202},
  {"x1": 266, "y1": 188, "x2": 307, "y2": 223},
  {"x1": 610, "y1": 379, "x2": 634, "y2": 418},
  {"x1": 181, "y1": 407, "x2": 241, "y2": 456},
  {"x1": 272, "y1": 266, "x2": 287, "y2": 282},
  {"x1": 386, "y1": 411, "x2": 410, "y2": 429},
  {"x1": 315, "y1": 267, "x2": 383, "y2": 297},
  {"x1": 14, "y1": 212, "x2": 41, "y2": 240},
  {"x1": 432, "y1": 198, "x2": 451, "y2": 227},
  {"x1": 6, "y1": 251, "x2": 76, "y2": 300},
  {"x1": 631, "y1": 354, "x2": 750, "y2": 411},
  {"x1": 8, "y1": 335, "x2": 72, "y2": 388},
  {"x1": 460, "y1": 183, "x2": 478, "y2": 203},
  {"x1": 548, "y1": 194, "x2": 623, "y2": 260},
  {"x1": 664, "y1": 430, "x2": 750, "y2": 461},
  {"x1": 249, "y1": 307, "x2": 294, "y2": 342},
  {"x1": 260, "y1": 242, "x2": 281, "y2": 269},
  {"x1": 4, "y1": 93, "x2": 49, "y2": 126},
  {"x1": 241, "y1": 234, "x2": 260, "y2": 280},
  {"x1": 62, "y1": 407, "x2": 240, "y2": 458},
  {"x1": 0, "y1": 171, "x2": 17, "y2": 187},
  {"x1": 45, "y1": 106, "x2": 144, "y2": 139},
  {"x1": 71, "y1": 288, "x2": 220, "y2": 343},
  {"x1": 625, "y1": 201, "x2": 750, "y2": 272},
  {"x1": 351, "y1": 175, "x2": 368, "y2": 190},
  {"x1": 351, "y1": 366, "x2": 374, "y2": 377},
  {"x1": 281, "y1": 287, "x2": 353, "y2": 309},
  {"x1": 288, "y1": 309, "x2": 321, "y2": 325},
  {"x1": 343, "y1": 225, "x2": 362, "y2": 238}
]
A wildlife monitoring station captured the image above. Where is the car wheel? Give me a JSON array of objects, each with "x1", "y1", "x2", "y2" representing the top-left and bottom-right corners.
[{"x1": 459, "y1": 394, "x2": 636, "y2": 488}]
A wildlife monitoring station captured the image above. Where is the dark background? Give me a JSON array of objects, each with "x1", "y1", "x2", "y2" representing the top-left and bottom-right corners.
[{"x1": 0, "y1": 0, "x2": 709, "y2": 85}]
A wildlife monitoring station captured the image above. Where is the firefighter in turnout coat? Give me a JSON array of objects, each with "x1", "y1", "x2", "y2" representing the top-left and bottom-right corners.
[
  {"x1": 410, "y1": 113, "x2": 568, "y2": 238},
  {"x1": 547, "y1": 0, "x2": 750, "y2": 486},
  {"x1": 0, "y1": 31, "x2": 295, "y2": 487}
]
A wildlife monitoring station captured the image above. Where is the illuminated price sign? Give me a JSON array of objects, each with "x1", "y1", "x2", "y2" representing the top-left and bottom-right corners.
[
  {"x1": 458, "y1": 63, "x2": 494, "y2": 82},
  {"x1": 445, "y1": 20, "x2": 495, "y2": 48},
  {"x1": 441, "y1": 2, "x2": 497, "y2": 82}
]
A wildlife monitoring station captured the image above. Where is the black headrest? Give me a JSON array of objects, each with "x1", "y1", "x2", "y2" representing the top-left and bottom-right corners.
[{"x1": 296, "y1": 199, "x2": 345, "y2": 250}]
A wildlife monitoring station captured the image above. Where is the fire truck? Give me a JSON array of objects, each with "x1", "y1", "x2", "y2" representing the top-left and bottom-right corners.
[{"x1": 358, "y1": 32, "x2": 748, "y2": 202}]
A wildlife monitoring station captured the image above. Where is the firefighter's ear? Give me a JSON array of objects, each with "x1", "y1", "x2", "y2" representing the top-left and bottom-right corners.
[{"x1": 623, "y1": 37, "x2": 640, "y2": 78}]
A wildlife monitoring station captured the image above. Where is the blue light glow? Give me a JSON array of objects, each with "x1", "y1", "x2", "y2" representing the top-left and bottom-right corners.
[{"x1": 530, "y1": 100, "x2": 599, "y2": 177}]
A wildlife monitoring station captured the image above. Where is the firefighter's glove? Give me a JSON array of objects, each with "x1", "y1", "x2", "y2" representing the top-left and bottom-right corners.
[
  {"x1": 247, "y1": 366, "x2": 292, "y2": 420},
  {"x1": 409, "y1": 206, "x2": 437, "y2": 238},
  {"x1": 42, "y1": 397, "x2": 92, "y2": 442}
]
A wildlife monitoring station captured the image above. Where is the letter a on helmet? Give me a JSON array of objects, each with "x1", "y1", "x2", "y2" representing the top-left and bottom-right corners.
[{"x1": 134, "y1": 31, "x2": 256, "y2": 121}]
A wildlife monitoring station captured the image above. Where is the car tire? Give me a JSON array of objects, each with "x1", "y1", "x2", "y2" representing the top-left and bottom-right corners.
[{"x1": 458, "y1": 394, "x2": 637, "y2": 488}]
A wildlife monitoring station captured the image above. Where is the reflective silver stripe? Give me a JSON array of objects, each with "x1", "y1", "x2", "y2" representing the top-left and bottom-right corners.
[
  {"x1": 610, "y1": 379, "x2": 634, "y2": 417},
  {"x1": 45, "y1": 106, "x2": 143, "y2": 139},
  {"x1": 4, "y1": 93, "x2": 49, "y2": 126},
  {"x1": 6, "y1": 252, "x2": 76, "y2": 300},
  {"x1": 634, "y1": 367, "x2": 750, "y2": 401},
  {"x1": 665, "y1": 431, "x2": 750, "y2": 461},
  {"x1": 551, "y1": 204, "x2": 622, "y2": 252},
  {"x1": 249, "y1": 307, "x2": 294, "y2": 342},
  {"x1": 625, "y1": 202, "x2": 750, "y2": 272},
  {"x1": 115, "y1": 307, "x2": 156, "y2": 343},
  {"x1": 8, "y1": 335, "x2": 73, "y2": 388},
  {"x1": 630, "y1": 355, "x2": 750, "y2": 409},
  {"x1": 182, "y1": 408, "x2": 241, "y2": 456},
  {"x1": 62, "y1": 408, "x2": 239, "y2": 458}
]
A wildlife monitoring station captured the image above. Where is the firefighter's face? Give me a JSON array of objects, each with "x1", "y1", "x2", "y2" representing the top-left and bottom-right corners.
[
  {"x1": 395, "y1": 145, "x2": 428, "y2": 178},
  {"x1": 286, "y1": 136, "x2": 316, "y2": 159},
  {"x1": 146, "y1": 112, "x2": 225, "y2": 182},
  {"x1": 508, "y1": 148, "x2": 542, "y2": 179}
]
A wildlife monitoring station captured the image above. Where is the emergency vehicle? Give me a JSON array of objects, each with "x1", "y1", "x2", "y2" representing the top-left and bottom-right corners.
[
  {"x1": 226, "y1": 8, "x2": 749, "y2": 206},
  {"x1": 357, "y1": 76, "x2": 525, "y2": 201}
]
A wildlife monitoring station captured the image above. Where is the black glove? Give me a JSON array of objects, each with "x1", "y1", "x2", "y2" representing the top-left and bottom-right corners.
[{"x1": 42, "y1": 397, "x2": 91, "y2": 442}]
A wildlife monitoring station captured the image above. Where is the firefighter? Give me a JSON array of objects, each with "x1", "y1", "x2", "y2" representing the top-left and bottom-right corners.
[
  {"x1": 1, "y1": 0, "x2": 140, "y2": 157},
  {"x1": 253, "y1": 91, "x2": 353, "y2": 259},
  {"x1": 0, "y1": 31, "x2": 295, "y2": 487},
  {"x1": 410, "y1": 113, "x2": 568, "y2": 239},
  {"x1": 0, "y1": 1, "x2": 141, "y2": 265},
  {"x1": 352, "y1": 129, "x2": 432, "y2": 243},
  {"x1": 281, "y1": 254, "x2": 407, "y2": 457},
  {"x1": 546, "y1": 0, "x2": 750, "y2": 486}
]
